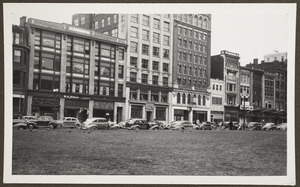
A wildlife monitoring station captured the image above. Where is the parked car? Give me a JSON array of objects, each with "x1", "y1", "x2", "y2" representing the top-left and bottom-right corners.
[
  {"x1": 199, "y1": 122, "x2": 212, "y2": 130},
  {"x1": 247, "y1": 122, "x2": 263, "y2": 130},
  {"x1": 56, "y1": 117, "x2": 81, "y2": 129},
  {"x1": 261, "y1": 123, "x2": 277, "y2": 130},
  {"x1": 276, "y1": 123, "x2": 287, "y2": 130},
  {"x1": 13, "y1": 115, "x2": 36, "y2": 125},
  {"x1": 171, "y1": 121, "x2": 199, "y2": 130},
  {"x1": 125, "y1": 118, "x2": 147, "y2": 127},
  {"x1": 220, "y1": 121, "x2": 239, "y2": 130},
  {"x1": 15, "y1": 116, "x2": 59, "y2": 129},
  {"x1": 82, "y1": 117, "x2": 109, "y2": 130},
  {"x1": 127, "y1": 119, "x2": 150, "y2": 130}
]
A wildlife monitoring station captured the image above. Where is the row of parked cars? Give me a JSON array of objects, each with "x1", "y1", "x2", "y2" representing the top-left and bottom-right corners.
[{"x1": 12, "y1": 116, "x2": 287, "y2": 131}]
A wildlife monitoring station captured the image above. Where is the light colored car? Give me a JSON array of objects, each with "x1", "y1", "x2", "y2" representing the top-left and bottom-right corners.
[
  {"x1": 247, "y1": 122, "x2": 263, "y2": 130},
  {"x1": 125, "y1": 118, "x2": 147, "y2": 127},
  {"x1": 261, "y1": 123, "x2": 277, "y2": 130},
  {"x1": 199, "y1": 122, "x2": 212, "y2": 130},
  {"x1": 171, "y1": 121, "x2": 199, "y2": 130},
  {"x1": 82, "y1": 117, "x2": 110, "y2": 130},
  {"x1": 13, "y1": 116, "x2": 36, "y2": 125},
  {"x1": 56, "y1": 117, "x2": 81, "y2": 129},
  {"x1": 14, "y1": 116, "x2": 58, "y2": 129},
  {"x1": 276, "y1": 123, "x2": 287, "y2": 130}
]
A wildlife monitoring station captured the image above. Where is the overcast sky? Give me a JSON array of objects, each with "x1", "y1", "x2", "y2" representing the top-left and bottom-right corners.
[{"x1": 6, "y1": 3, "x2": 293, "y2": 66}]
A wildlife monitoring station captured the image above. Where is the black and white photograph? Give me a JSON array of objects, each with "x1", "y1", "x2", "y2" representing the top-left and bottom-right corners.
[{"x1": 3, "y1": 3, "x2": 296, "y2": 185}]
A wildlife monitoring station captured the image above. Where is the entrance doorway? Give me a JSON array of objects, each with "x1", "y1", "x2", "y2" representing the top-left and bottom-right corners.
[
  {"x1": 147, "y1": 111, "x2": 152, "y2": 121},
  {"x1": 117, "y1": 107, "x2": 123, "y2": 123}
]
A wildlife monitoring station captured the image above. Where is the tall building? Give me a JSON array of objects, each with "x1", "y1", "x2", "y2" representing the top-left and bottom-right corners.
[
  {"x1": 239, "y1": 67, "x2": 252, "y2": 124},
  {"x1": 12, "y1": 18, "x2": 30, "y2": 117},
  {"x1": 210, "y1": 78, "x2": 224, "y2": 124},
  {"x1": 264, "y1": 51, "x2": 287, "y2": 64},
  {"x1": 171, "y1": 14, "x2": 211, "y2": 123},
  {"x1": 211, "y1": 50, "x2": 240, "y2": 122},
  {"x1": 20, "y1": 17, "x2": 127, "y2": 122}
]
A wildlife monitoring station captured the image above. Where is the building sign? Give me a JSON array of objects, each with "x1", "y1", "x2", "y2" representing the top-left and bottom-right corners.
[
  {"x1": 32, "y1": 97, "x2": 59, "y2": 106},
  {"x1": 240, "y1": 106, "x2": 254, "y2": 110},
  {"x1": 65, "y1": 99, "x2": 89, "y2": 108},
  {"x1": 94, "y1": 101, "x2": 114, "y2": 110}
]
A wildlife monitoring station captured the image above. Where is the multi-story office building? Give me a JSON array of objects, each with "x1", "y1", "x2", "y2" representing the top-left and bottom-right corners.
[
  {"x1": 171, "y1": 14, "x2": 211, "y2": 123},
  {"x1": 211, "y1": 50, "x2": 240, "y2": 121},
  {"x1": 210, "y1": 78, "x2": 224, "y2": 124},
  {"x1": 262, "y1": 71, "x2": 275, "y2": 109},
  {"x1": 12, "y1": 19, "x2": 30, "y2": 117},
  {"x1": 239, "y1": 66, "x2": 252, "y2": 124},
  {"x1": 73, "y1": 14, "x2": 174, "y2": 123},
  {"x1": 264, "y1": 51, "x2": 287, "y2": 64},
  {"x1": 20, "y1": 17, "x2": 127, "y2": 122}
]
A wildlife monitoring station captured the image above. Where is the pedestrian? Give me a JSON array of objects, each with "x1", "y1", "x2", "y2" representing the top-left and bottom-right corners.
[{"x1": 228, "y1": 121, "x2": 233, "y2": 130}]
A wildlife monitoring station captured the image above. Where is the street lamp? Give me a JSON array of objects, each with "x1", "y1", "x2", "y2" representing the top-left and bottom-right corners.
[
  {"x1": 53, "y1": 88, "x2": 59, "y2": 120},
  {"x1": 240, "y1": 93, "x2": 249, "y2": 130}
]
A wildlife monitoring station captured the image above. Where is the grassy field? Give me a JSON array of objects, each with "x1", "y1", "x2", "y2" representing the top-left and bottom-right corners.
[{"x1": 12, "y1": 128, "x2": 287, "y2": 175}]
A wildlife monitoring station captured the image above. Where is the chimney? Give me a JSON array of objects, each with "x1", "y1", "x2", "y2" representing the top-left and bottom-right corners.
[
  {"x1": 20, "y1": 16, "x2": 26, "y2": 27},
  {"x1": 261, "y1": 60, "x2": 265, "y2": 64},
  {"x1": 253, "y1": 58, "x2": 258, "y2": 65}
]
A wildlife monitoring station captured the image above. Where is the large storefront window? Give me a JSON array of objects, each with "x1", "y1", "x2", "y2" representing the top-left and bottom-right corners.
[
  {"x1": 131, "y1": 105, "x2": 142, "y2": 118},
  {"x1": 151, "y1": 91, "x2": 159, "y2": 102},
  {"x1": 40, "y1": 75, "x2": 60, "y2": 91},
  {"x1": 156, "y1": 107, "x2": 166, "y2": 120}
]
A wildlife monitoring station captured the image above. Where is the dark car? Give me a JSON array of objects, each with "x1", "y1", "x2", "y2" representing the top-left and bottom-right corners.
[
  {"x1": 247, "y1": 122, "x2": 263, "y2": 130},
  {"x1": 199, "y1": 122, "x2": 212, "y2": 130},
  {"x1": 127, "y1": 119, "x2": 150, "y2": 130},
  {"x1": 221, "y1": 121, "x2": 239, "y2": 130},
  {"x1": 16, "y1": 116, "x2": 59, "y2": 129}
]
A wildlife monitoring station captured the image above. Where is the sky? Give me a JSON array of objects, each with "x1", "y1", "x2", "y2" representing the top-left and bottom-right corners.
[{"x1": 6, "y1": 3, "x2": 292, "y2": 66}]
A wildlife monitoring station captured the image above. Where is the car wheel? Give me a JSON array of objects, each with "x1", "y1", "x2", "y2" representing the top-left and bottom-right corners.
[
  {"x1": 18, "y1": 126, "x2": 25, "y2": 130},
  {"x1": 28, "y1": 124, "x2": 34, "y2": 129},
  {"x1": 76, "y1": 124, "x2": 81, "y2": 129},
  {"x1": 91, "y1": 127, "x2": 97, "y2": 131},
  {"x1": 49, "y1": 124, "x2": 54, "y2": 129}
]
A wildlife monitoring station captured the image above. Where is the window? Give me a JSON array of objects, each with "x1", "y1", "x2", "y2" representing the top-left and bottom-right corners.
[
  {"x1": 130, "y1": 88, "x2": 138, "y2": 100},
  {"x1": 187, "y1": 94, "x2": 191, "y2": 104},
  {"x1": 74, "y1": 19, "x2": 79, "y2": 26},
  {"x1": 80, "y1": 17, "x2": 85, "y2": 25},
  {"x1": 112, "y1": 29, "x2": 118, "y2": 37},
  {"x1": 198, "y1": 95, "x2": 201, "y2": 105},
  {"x1": 99, "y1": 62, "x2": 114, "y2": 78},
  {"x1": 131, "y1": 14, "x2": 138, "y2": 23},
  {"x1": 153, "y1": 61, "x2": 159, "y2": 71},
  {"x1": 131, "y1": 27, "x2": 138, "y2": 38},
  {"x1": 188, "y1": 53, "x2": 192, "y2": 62},
  {"x1": 118, "y1": 65, "x2": 124, "y2": 78},
  {"x1": 114, "y1": 14, "x2": 117, "y2": 23},
  {"x1": 101, "y1": 19, "x2": 104, "y2": 27},
  {"x1": 107, "y1": 17, "x2": 111, "y2": 25},
  {"x1": 203, "y1": 57, "x2": 207, "y2": 65},
  {"x1": 99, "y1": 81, "x2": 113, "y2": 96},
  {"x1": 178, "y1": 38, "x2": 182, "y2": 47},
  {"x1": 153, "y1": 32, "x2": 160, "y2": 43},
  {"x1": 142, "y1": 74, "x2": 148, "y2": 84},
  {"x1": 153, "y1": 18, "x2": 160, "y2": 29},
  {"x1": 130, "y1": 42, "x2": 138, "y2": 53},
  {"x1": 188, "y1": 67, "x2": 192, "y2": 75},
  {"x1": 178, "y1": 64, "x2": 182, "y2": 73},
  {"x1": 131, "y1": 106, "x2": 142, "y2": 118},
  {"x1": 151, "y1": 91, "x2": 159, "y2": 102},
  {"x1": 203, "y1": 34, "x2": 207, "y2": 41},
  {"x1": 163, "y1": 77, "x2": 168, "y2": 86},
  {"x1": 194, "y1": 31, "x2": 198, "y2": 39},
  {"x1": 163, "y1": 63, "x2": 169, "y2": 72},
  {"x1": 130, "y1": 56, "x2": 137, "y2": 67},
  {"x1": 188, "y1": 29, "x2": 192, "y2": 37},
  {"x1": 183, "y1": 66, "x2": 187, "y2": 74},
  {"x1": 203, "y1": 45, "x2": 207, "y2": 53},
  {"x1": 194, "y1": 55, "x2": 197, "y2": 63},
  {"x1": 183, "y1": 28, "x2": 187, "y2": 35},
  {"x1": 142, "y1": 15, "x2": 150, "y2": 26},
  {"x1": 140, "y1": 89, "x2": 148, "y2": 101},
  {"x1": 94, "y1": 21, "x2": 99, "y2": 29},
  {"x1": 40, "y1": 75, "x2": 60, "y2": 91},
  {"x1": 183, "y1": 52, "x2": 187, "y2": 61},
  {"x1": 119, "y1": 48, "x2": 124, "y2": 60},
  {"x1": 163, "y1": 35, "x2": 170, "y2": 46},
  {"x1": 14, "y1": 33, "x2": 20, "y2": 44},
  {"x1": 163, "y1": 49, "x2": 169, "y2": 59},
  {"x1": 188, "y1": 41, "x2": 192, "y2": 49},
  {"x1": 156, "y1": 107, "x2": 166, "y2": 120},
  {"x1": 142, "y1": 44, "x2": 149, "y2": 55},
  {"x1": 152, "y1": 75, "x2": 159, "y2": 85},
  {"x1": 118, "y1": 84, "x2": 123, "y2": 97},
  {"x1": 130, "y1": 72, "x2": 137, "y2": 82},
  {"x1": 194, "y1": 67, "x2": 197, "y2": 76},
  {"x1": 14, "y1": 50, "x2": 21, "y2": 63},
  {"x1": 177, "y1": 93, "x2": 181, "y2": 104},
  {"x1": 182, "y1": 93, "x2": 186, "y2": 104},
  {"x1": 202, "y1": 96, "x2": 206, "y2": 106},
  {"x1": 212, "y1": 97, "x2": 222, "y2": 105},
  {"x1": 161, "y1": 93, "x2": 168, "y2": 103},
  {"x1": 153, "y1": 47, "x2": 159, "y2": 57},
  {"x1": 178, "y1": 51, "x2": 182, "y2": 60},
  {"x1": 142, "y1": 30, "x2": 149, "y2": 40},
  {"x1": 183, "y1": 40, "x2": 187, "y2": 48},
  {"x1": 142, "y1": 59, "x2": 148, "y2": 69},
  {"x1": 178, "y1": 27, "x2": 182, "y2": 34},
  {"x1": 163, "y1": 22, "x2": 170, "y2": 32}
]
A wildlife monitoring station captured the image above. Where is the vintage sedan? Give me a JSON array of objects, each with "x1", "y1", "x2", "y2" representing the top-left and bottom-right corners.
[
  {"x1": 127, "y1": 119, "x2": 150, "y2": 130},
  {"x1": 82, "y1": 117, "x2": 110, "y2": 130},
  {"x1": 13, "y1": 115, "x2": 36, "y2": 125},
  {"x1": 247, "y1": 122, "x2": 263, "y2": 130},
  {"x1": 261, "y1": 123, "x2": 277, "y2": 130},
  {"x1": 276, "y1": 123, "x2": 287, "y2": 130},
  {"x1": 56, "y1": 117, "x2": 81, "y2": 129},
  {"x1": 171, "y1": 121, "x2": 200, "y2": 130},
  {"x1": 15, "y1": 116, "x2": 59, "y2": 129},
  {"x1": 220, "y1": 121, "x2": 239, "y2": 130},
  {"x1": 199, "y1": 122, "x2": 212, "y2": 130}
]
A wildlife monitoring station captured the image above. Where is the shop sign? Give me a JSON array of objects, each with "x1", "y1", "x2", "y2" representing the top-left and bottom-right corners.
[
  {"x1": 32, "y1": 97, "x2": 59, "y2": 106},
  {"x1": 65, "y1": 99, "x2": 89, "y2": 108},
  {"x1": 64, "y1": 95, "x2": 80, "y2": 99},
  {"x1": 94, "y1": 101, "x2": 114, "y2": 110}
]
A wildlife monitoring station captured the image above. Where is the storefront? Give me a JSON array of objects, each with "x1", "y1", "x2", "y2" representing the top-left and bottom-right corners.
[
  {"x1": 173, "y1": 109, "x2": 189, "y2": 121},
  {"x1": 211, "y1": 111, "x2": 223, "y2": 124},
  {"x1": 94, "y1": 101, "x2": 114, "y2": 121},
  {"x1": 193, "y1": 110, "x2": 207, "y2": 123},
  {"x1": 31, "y1": 96, "x2": 60, "y2": 119},
  {"x1": 64, "y1": 98, "x2": 89, "y2": 122},
  {"x1": 224, "y1": 106, "x2": 239, "y2": 122}
]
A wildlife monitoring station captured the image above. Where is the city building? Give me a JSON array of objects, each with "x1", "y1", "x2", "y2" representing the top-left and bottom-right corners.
[
  {"x1": 171, "y1": 14, "x2": 211, "y2": 123},
  {"x1": 264, "y1": 51, "x2": 287, "y2": 64},
  {"x1": 239, "y1": 66, "x2": 252, "y2": 124},
  {"x1": 20, "y1": 17, "x2": 128, "y2": 122},
  {"x1": 211, "y1": 50, "x2": 240, "y2": 122},
  {"x1": 210, "y1": 78, "x2": 224, "y2": 124},
  {"x1": 13, "y1": 19, "x2": 30, "y2": 117}
]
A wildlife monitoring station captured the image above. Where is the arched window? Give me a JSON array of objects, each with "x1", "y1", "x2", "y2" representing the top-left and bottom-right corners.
[
  {"x1": 187, "y1": 94, "x2": 191, "y2": 104},
  {"x1": 178, "y1": 14, "x2": 182, "y2": 21},
  {"x1": 189, "y1": 15, "x2": 193, "y2": 24},
  {"x1": 203, "y1": 18, "x2": 207, "y2": 29},
  {"x1": 177, "y1": 93, "x2": 181, "y2": 104},
  {"x1": 183, "y1": 14, "x2": 188, "y2": 22},
  {"x1": 198, "y1": 95, "x2": 201, "y2": 105},
  {"x1": 198, "y1": 17, "x2": 203, "y2": 27},
  {"x1": 202, "y1": 95, "x2": 206, "y2": 106},
  {"x1": 193, "y1": 15, "x2": 198, "y2": 26},
  {"x1": 182, "y1": 93, "x2": 186, "y2": 104}
]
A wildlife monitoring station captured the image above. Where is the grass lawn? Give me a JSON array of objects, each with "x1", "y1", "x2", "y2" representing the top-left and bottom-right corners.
[{"x1": 12, "y1": 129, "x2": 286, "y2": 175}]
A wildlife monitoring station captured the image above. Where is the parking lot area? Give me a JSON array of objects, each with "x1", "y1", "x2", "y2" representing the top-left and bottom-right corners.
[{"x1": 12, "y1": 129, "x2": 287, "y2": 175}]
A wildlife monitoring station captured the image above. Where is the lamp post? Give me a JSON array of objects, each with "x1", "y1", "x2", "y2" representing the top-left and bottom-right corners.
[
  {"x1": 53, "y1": 88, "x2": 59, "y2": 120},
  {"x1": 240, "y1": 93, "x2": 249, "y2": 130}
]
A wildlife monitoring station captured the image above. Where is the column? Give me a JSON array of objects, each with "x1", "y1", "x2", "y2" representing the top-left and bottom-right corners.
[
  {"x1": 88, "y1": 100, "x2": 94, "y2": 118},
  {"x1": 59, "y1": 98, "x2": 65, "y2": 119},
  {"x1": 26, "y1": 96, "x2": 32, "y2": 116},
  {"x1": 60, "y1": 34, "x2": 67, "y2": 92}
]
